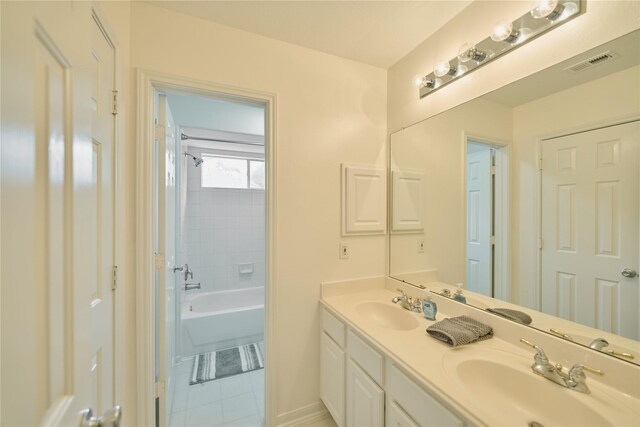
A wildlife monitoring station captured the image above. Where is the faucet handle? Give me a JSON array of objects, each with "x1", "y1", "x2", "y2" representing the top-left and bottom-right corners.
[
  {"x1": 570, "y1": 363, "x2": 604, "y2": 377},
  {"x1": 520, "y1": 338, "x2": 550, "y2": 363}
]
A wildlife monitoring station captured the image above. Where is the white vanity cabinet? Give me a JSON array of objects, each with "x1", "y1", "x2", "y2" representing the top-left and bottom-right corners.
[
  {"x1": 321, "y1": 310, "x2": 347, "y2": 427},
  {"x1": 321, "y1": 307, "x2": 465, "y2": 427}
]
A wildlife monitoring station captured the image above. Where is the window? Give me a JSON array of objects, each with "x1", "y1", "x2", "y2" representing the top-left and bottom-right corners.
[{"x1": 201, "y1": 155, "x2": 265, "y2": 189}]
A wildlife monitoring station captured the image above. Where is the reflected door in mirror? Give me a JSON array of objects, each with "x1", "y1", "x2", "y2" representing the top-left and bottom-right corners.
[{"x1": 541, "y1": 121, "x2": 640, "y2": 340}]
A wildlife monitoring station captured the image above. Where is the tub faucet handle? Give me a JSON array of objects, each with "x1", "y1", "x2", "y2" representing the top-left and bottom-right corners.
[{"x1": 184, "y1": 263, "x2": 193, "y2": 280}]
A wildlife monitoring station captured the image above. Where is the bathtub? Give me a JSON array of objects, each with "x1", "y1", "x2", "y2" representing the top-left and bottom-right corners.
[{"x1": 181, "y1": 287, "x2": 265, "y2": 357}]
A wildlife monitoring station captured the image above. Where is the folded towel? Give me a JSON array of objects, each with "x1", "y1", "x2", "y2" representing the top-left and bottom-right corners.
[
  {"x1": 486, "y1": 308, "x2": 533, "y2": 325},
  {"x1": 426, "y1": 315, "x2": 493, "y2": 347}
]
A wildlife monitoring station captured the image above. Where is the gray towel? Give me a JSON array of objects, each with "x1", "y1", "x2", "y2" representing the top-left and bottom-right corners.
[
  {"x1": 486, "y1": 308, "x2": 533, "y2": 325},
  {"x1": 426, "y1": 315, "x2": 493, "y2": 347}
]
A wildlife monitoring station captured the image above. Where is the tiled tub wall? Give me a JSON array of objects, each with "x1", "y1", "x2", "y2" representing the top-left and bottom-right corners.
[{"x1": 183, "y1": 147, "x2": 265, "y2": 293}]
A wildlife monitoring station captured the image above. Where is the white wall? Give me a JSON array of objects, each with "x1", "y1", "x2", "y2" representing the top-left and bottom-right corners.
[
  {"x1": 183, "y1": 148, "x2": 266, "y2": 293},
  {"x1": 388, "y1": 1, "x2": 640, "y2": 132},
  {"x1": 129, "y1": 2, "x2": 387, "y2": 422}
]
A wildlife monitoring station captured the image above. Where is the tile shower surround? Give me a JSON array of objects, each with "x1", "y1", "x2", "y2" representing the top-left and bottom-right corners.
[{"x1": 183, "y1": 153, "x2": 266, "y2": 293}]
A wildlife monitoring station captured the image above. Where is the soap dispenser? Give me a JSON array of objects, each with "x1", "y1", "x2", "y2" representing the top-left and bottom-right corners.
[
  {"x1": 453, "y1": 283, "x2": 467, "y2": 304},
  {"x1": 422, "y1": 296, "x2": 437, "y2": 320}
]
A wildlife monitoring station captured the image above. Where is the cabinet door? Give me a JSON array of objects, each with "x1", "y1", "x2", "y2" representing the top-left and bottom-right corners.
[
  {"x1": 346, "y1": 358, "x2": 384, "y2": 427},
  {"x1": 387, "y1": 400, "x2": 419, "y2": 427},
  {"x1": 321, "y1": 332, "x2": 345, "y2": 427}
]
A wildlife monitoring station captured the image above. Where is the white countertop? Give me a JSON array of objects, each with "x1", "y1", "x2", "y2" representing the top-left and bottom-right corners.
[{"x1": 320, "y1": 277, "x2": 640, "y2": 427}]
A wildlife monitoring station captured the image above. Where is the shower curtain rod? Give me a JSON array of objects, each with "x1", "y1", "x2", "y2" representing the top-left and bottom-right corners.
[{"x1": 180, "y1": 132, "x2": 263, "y2": 146}]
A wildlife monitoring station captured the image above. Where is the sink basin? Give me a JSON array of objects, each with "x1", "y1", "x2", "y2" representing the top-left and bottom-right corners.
[
  {"x1": 355, "y1": 302, "x2": 419, "y2": 331},
  {"x1": 456, "y1": 359, "x2": 610, "y2": 426},
  {"x1": 443, "y1": 349, "x2": 614, "y2": 427}
]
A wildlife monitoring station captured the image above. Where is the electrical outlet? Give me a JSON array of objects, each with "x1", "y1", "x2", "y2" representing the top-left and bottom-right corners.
[
  {"x1": 340, "y1": 242, "x2": 349, "y2": 259},
  {"x1": 417, "y1": 237, "x2": 425, "y2": 253}
]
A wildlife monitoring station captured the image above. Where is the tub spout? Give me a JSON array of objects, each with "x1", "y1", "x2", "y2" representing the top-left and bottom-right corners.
[{"x1": 184, "y1": 283, "x2": 201, "y2": 291}]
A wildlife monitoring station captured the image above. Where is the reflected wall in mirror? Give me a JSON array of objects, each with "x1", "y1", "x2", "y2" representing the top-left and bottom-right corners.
[{"x1": 390, "y1": 30, "x2": 640, "y2": 365}]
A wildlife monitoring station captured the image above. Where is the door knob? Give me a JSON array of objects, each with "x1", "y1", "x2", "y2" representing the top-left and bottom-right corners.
[
  {"x1": 80, "y1": 406, "x2": 122, "y2": 427},
  {"x1": 621, "y1": 268, "x2": 638, "y2": 278}
]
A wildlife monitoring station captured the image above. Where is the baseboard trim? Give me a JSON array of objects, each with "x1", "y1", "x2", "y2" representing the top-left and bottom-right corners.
[{"x1": 277, "y1": 401, "x2": 328, "y2": 427}]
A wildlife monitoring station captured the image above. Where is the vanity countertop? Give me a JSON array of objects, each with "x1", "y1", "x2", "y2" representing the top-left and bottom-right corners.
[{"x1": 320, "y1": 278, "x2": 640, "y2": 427}]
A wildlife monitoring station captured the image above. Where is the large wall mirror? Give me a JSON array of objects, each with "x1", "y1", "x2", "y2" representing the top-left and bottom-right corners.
[{"x1": 390, "y1": 30, "x2": 640, "y2": 365}]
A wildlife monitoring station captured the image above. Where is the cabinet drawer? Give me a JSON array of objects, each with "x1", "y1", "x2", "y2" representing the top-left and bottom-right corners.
[
  {"x1": 347, "y1": 329, "x2": 383, "y2": 385},
  {"x1": 322, "y1": 308, "x2": 346, "y2": 348},
  {"x1": 386, "y1": 362, "x2": 463, "y2": 427}
]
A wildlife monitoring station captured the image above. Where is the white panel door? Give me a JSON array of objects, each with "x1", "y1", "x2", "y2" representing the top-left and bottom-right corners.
[
  {"x1": 1, "y1": 2, "x2": 119, "y2": 425},
  {"x1": 542, "y1": 121, "x2": 639, "y2": 339},
  {"x1": 346, "y1": 358, "x2": 384, "y2": 427},
  {"x1": 466, "y1": 148, "x2": 492, "y2": 296},
  {"x1": 321, "y1": 333, "x2": 346, "y2": 427},
  {"x1": 90, "y1": 14, "x2": 116, "y2": 416},
  {"x1": 156, "y1": 94, "x2": 179, "y2": 426}
]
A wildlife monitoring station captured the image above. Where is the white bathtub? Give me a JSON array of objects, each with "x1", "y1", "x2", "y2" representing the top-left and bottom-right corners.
[{"x1": 181, "y1": 287, "x2": 265, "y2": 357}]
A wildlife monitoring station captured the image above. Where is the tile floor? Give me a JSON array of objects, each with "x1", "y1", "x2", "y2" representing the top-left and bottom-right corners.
[{"x1": 169, "y1": 357, "x2": 265, "y2": 427}]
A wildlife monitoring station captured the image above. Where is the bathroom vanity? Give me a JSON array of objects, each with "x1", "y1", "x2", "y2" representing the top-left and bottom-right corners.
[{"x1": 320, "y1": 277, "x2": 640, "y2": 427}]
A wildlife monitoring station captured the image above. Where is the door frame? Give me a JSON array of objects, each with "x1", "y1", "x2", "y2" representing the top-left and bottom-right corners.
[
  {"x1": 462, "y1": 132, "x2": 511, "y2": 300},
  {"x1": 135, "y1": 69, "x2": 277, "y2": 427},
  {"x1": 535, "y1": 115, "x2": 640, "y2": 311},
  {"x1": 91, "y1": 2, "x2": 124, "y2": 412}
]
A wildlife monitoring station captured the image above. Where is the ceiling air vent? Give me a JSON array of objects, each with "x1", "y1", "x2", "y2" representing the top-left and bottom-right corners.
[{"x1": 564, "y1": 51, "x2": 618, "y2": 73}]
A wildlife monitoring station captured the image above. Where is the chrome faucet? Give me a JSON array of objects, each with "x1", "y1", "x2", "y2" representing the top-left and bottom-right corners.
[
  {"x1": 520, "y1": 338, "x2": 604, "y2": 394},
  {"x1": 184, "y1": 282, "x2": 201, "y2": 291},
  {"x1": 391, "y1": 289, "x2": 422, "y2": 313},
  {"x1": 589, "y1": 338, "x2": 634, "y2": 359}
]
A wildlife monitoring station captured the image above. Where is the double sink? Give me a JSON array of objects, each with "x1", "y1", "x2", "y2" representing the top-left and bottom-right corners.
[{"x1": 350, "y1": 297, "x2": 638, "y2": 427}]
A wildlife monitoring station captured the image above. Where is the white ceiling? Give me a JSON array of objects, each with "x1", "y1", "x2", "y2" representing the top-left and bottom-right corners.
[{"x1": 146, "y1": 0, "x2": 472, "y2": 68}]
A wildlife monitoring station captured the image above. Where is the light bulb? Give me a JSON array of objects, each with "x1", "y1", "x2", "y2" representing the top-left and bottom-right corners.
[
  {"x1": 434, "y1": 61, "x2": 454, "y2": 77},
  {"x1": 455, "y1": 63, "x2": 468, "y2": 77},
  {"x1": 457, "y1": 43, "x2": 473, "y2": 63},
  {"x1": 491, "y1": 21, "x2": 517, "y2": 42},
  {"x1": 515, "y1": 27, "x2": 533, "y2": 43},
  {"x1": 530, "y1": 0, "x2": 563, "y2": 20},
  {"x1": 558, "y1": 2, "x2": 578, "y2": 20},
  {"x1": 413, "y1": 75, "x2": 426, "y2": 87}
]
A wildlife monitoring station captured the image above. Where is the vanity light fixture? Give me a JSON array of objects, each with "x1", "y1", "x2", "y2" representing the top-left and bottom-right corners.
[{"x1": 418, "y1": 0, "x2": 581, "y2": 98}]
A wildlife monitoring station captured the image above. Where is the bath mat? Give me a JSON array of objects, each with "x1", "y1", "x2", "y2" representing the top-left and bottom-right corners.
[{"x1": 190, "y1": 342, "x2": 264, "y2": 385}]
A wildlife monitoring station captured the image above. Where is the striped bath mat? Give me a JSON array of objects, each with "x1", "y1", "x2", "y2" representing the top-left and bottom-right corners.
[{"x1": 190, "y1": 342, "x2": 264, "y2": 385}]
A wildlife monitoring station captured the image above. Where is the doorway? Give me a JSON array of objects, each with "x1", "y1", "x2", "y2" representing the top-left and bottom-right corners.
[
  {"x1": 137, "y1": 71, "x2": 276, "y2": 427},
  {"x1": 464, "y1": 138, "x2": 509, "y2": 299}
]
